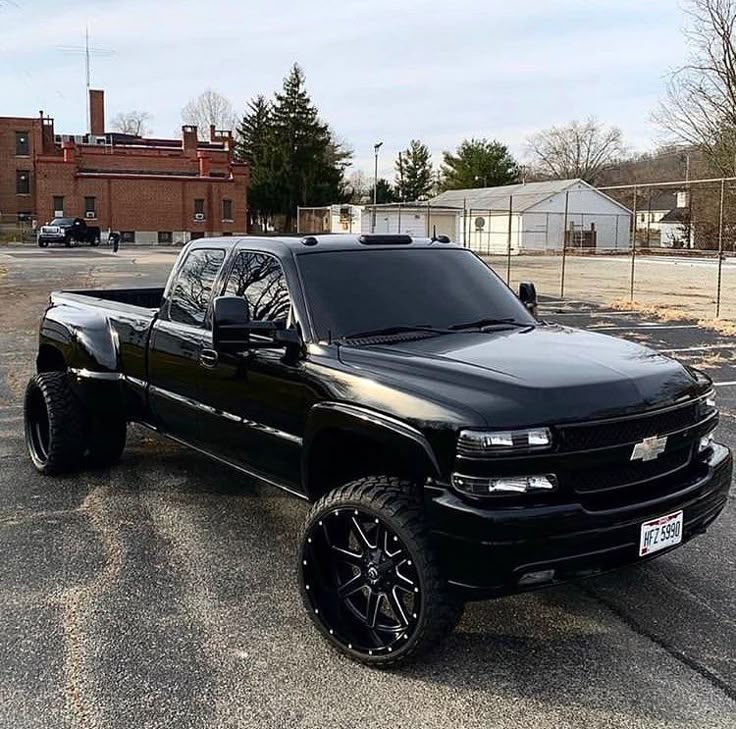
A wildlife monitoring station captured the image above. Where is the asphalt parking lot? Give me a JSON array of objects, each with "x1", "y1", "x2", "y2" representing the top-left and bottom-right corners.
[{"x1": 1, "y1": 246, "x2": 735, "y2": 729}]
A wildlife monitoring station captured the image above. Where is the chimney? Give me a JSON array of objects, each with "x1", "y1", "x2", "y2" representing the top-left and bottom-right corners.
[
  {"x1": 197, "y1": 150, "x2": 210, "y2": 177},
  {"x1": 182, "y1": 125, "x2": 198, "y2": 153},
  {"x1": 89, "y1": 89, "x2": 105, "y2": 136},
  {"x1": 62, "y1": 140, "x2": 76, "y2": 163}
]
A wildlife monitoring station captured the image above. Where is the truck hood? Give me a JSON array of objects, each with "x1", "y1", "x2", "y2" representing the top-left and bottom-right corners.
[{"x1": 337, "y1": 325, "x2": 705, "y2": 428}]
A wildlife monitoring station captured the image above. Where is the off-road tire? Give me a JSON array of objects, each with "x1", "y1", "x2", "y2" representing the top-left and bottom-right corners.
[
  {"x1": 86, "y1": 417, "x2": 126, "y2": 468},
  {"x1": 24, "y1": 373, "x2": 86, "y2": 475},
  {"x1": 298, "y1": 475, "x2": 463, "y2": 667}
]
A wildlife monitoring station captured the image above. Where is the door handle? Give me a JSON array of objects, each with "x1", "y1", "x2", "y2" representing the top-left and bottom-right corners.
[{"x1": 199, "y1": 348, "x2": 219, "y2": 368}]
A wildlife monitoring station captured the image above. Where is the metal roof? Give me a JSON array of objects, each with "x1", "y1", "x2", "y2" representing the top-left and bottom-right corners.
[{"x1": 430, "y1": 179, "x2": 585, "y2": 212}]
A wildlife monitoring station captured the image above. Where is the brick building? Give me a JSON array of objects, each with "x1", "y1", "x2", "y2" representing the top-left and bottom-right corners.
[{"x1": 0, "y1": 89, "x2": 248, "y2": 244}]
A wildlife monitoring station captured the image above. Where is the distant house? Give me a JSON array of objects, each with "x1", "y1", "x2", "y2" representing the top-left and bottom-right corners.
[
  {"x1": 363, "y1": 179, "x2": 632, "y2": 253},
  {"x1": 635, "y1": 191, "x2": 691, "y2": 248}
]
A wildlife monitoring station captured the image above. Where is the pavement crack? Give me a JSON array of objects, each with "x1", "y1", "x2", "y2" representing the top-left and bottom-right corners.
[{"x1": 579, "y1": 583, "x2": 736, "y2": 703}]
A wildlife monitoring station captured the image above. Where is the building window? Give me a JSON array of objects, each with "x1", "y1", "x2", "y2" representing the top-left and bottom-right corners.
[
  {"x1": 16, "y1": 170, "x2": 30, "y2": 195},
  {"x1": 84, "y1": 196, "x2": 97, "y2": 218},
  {"x1": 17, "y1": 212, "x2": 32, "y2": 222},
  {"x1": 190, "y1": 231, "x2": 205, "y2": 241},
  {"x1": 53, "y1": 196, "x2": 64, "y2": 216},
  {"x1": 121, "y1": 231, "x2": 136, "y2": 243},
  {"x1": 194, "y1": 198, "x2": 205, "y2": 219},
  {"x1": 222, "y1": 199, "x2": 233, "y2": 221},
  {"x1": 16, "y1": 132, "x2": 30, "y2": 156},
  {"x1": 158, "y1": 231, "x2": 173, "y2": 244}
]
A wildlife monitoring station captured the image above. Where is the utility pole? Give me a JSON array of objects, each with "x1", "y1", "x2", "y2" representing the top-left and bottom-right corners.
[{"x1": 372, "y1": 141, "x2": 383, "y2": 233}]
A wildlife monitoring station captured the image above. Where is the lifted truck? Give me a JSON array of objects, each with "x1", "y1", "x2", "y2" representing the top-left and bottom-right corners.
[
  {"x1": 24, "y1": 234, "x2": 732, "y2": 666},
  {"x1": 37, "y1": 217, "x2": 101, "y2": 248}
]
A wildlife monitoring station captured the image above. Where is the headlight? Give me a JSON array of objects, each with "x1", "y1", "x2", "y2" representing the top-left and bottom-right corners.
[
  {"x1": 457, "y1": 427, "x2": 552, "y2": 456},
  {"x1": 451, "y1": 472, "x2": 558, "y2": 496}
]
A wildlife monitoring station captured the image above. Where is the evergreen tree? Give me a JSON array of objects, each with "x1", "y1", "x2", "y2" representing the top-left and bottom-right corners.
[
  {"x1": 235, "y1": 64, "x2": 351, "y2": 231},
  {"x1": 440, "y1": 138, "x2": 520, "y2": 190},
  {"x1": 395, "y1": 140, "x2": 434, "y2": 201},
  {"x1": 235, "y1": 95, "x2": 274, "y2": 228},
  {"x1": 369, "y1": 178, "x2": 397, "y2": 204},
  {"x1": 270, "y1": 64, "x2": 351, "y2": 226}
]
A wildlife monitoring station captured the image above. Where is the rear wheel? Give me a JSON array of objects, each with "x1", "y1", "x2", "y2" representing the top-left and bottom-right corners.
[
  {"x1": 24, "y1": 373, "x2": 85, "y2": 475},
  {"x1": 298, "y1": 476, "x2": 463, "y2": 666}
]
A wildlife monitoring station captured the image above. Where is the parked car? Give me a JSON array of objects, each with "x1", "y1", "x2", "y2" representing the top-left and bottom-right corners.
[
  {"x1": 37, "y1": 217, "x2": 101, "y2": 247},
  {"x1": 23, "y1": 234, "x2": 732, "y2": 666}
]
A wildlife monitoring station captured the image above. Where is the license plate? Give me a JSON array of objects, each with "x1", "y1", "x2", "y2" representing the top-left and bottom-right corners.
[{"x1": 639, "y1": 510, "x2": 683, "y2": 557}]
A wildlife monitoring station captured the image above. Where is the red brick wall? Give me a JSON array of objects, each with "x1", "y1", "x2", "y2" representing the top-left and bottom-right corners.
[
  {"x1": 0, "y1": 116, "x2": 44, "y2": 219},
  {"x1": 35, "y1": 158, "x2": 248, "y2": 234},
  {"x1": 1, "y1": 112, "x2": 248, "y2": 234}
]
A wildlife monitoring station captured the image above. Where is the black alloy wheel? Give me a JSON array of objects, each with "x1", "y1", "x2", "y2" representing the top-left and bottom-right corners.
[{"x1": 298, "y1": 477, "x2": 463, "y2": 666}]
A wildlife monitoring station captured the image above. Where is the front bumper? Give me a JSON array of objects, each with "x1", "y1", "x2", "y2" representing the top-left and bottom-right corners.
[{"x1": 425, "y1": 443, "x2": 732, "y2": 599}]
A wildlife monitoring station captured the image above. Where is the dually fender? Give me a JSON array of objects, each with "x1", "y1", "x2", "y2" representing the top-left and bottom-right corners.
[
  {"x1": 39, "y1": 304, "x2": 124, "y2": 414},
  {"x1": 300, "y1": 401, "x2": 441, "y2": 499}
]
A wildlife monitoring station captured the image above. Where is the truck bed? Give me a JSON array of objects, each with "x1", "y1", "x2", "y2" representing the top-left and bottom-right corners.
[{"x1": 56, "y1": 287, "x2": 165, "y2": 311}]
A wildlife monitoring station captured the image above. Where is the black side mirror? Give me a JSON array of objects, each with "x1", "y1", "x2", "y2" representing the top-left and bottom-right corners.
[
  {"x1": 518, "y1": 282, "x2": 538, "y2": 317},
  {"x1": 212, "y1": 296, "x2": 302, "y2": 354}
]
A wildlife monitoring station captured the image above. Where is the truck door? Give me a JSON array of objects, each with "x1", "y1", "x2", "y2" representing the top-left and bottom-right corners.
[
  {"x1": 147, "y1": 246, "x2": 226, "y2": 446},
  {"x1": 195, "y1": 250, "x2": 307, "y2": 489}
]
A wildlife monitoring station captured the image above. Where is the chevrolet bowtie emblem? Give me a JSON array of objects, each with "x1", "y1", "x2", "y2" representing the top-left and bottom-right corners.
[{"x1": 631, "y1": 435, "x2": 668, "y2": 462}]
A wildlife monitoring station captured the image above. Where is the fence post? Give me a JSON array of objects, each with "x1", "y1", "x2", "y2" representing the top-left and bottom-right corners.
[
  {"x1": 630, "y1": 186, "x2": 638, "y2": 301},
  {"x1": 296, "y1": 207, "x2": 301, "y2": 235},
  {"x1": 463, "y1": 199, "x2": 467, "y2": 248},
  {"x1": 506, "y1": 195, "x2": 513, "y2": 284},
  {"x1": 397, "y1": 203, "x2": 402, "y2": 234},
  {"x1": 716, "y1": 178, "x2": 726, "y2": 318},
  {"x1": 560, "y1": 191, "x2": 570, "y2": 298}
]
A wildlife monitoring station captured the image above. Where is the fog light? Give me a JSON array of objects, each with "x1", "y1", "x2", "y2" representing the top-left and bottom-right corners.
[
  {"x1": 519, "y1": 569, "x2": 555, "y2": 586},
  {"x1": 451, "y1": 473, "x2": 557, "y2": 496}
]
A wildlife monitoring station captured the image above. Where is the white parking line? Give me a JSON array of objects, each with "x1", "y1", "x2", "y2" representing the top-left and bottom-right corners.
[
  {"x1": 542, "y1": 310, "x2": 643, "y2": 317},
  {"x1": 589, "y1": 324, "x2": 701, "y2": 331},
  {"x1": 657, "y1": 344, "x2": 736, "y2": 354},
  {"x1": 714, "y1": 381, "x2": 736, "y2": 387}
]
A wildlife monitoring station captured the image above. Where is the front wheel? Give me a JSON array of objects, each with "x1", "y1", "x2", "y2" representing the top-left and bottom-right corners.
[{"x1": 298, "y1": 476, "x2": 463, "y2": 667}]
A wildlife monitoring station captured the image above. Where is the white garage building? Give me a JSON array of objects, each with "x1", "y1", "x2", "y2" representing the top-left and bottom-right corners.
[{"x1": 363, "y1": 179, "x2": 632, "y2": 254}]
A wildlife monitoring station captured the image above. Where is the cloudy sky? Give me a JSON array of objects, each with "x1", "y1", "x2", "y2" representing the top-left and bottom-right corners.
[{"x1": 1, "y1": 0, "x2": 690, "y2": 177}]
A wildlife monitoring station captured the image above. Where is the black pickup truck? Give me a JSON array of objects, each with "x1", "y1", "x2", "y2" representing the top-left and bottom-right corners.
[
  {"x1": 37, "y1": 217, "x2": 101, "y2": 247},
  {"x1": 24, "y1": 234, "x2": 732, "y2": 666}
]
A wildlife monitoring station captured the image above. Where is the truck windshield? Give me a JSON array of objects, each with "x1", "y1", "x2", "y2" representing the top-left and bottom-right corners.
[
  {"x1": 297, "y1": 248, "x2": 535, "y2": 341},
  {"x1": 50, "y1": 218, "x2": 75, "y2": 226}
]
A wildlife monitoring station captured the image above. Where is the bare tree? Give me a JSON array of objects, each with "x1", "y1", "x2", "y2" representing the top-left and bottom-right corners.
[
  {"x1": 525, "y1": 118, "x2": 626, "y2": 184},
  {"x1": 655, "y1": 0, "x2": 736, "y2": 175},
  {"x1": 110, "y1": 110, "x2": 153, "y2": 136},
  {"x1": 182, "y1": 89, "x2": 236, "y2": 140}
]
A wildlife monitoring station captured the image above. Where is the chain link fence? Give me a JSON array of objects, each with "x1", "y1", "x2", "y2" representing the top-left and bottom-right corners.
[{"x1": 362, "y1": 177, "x2": 736, "y2": 320}]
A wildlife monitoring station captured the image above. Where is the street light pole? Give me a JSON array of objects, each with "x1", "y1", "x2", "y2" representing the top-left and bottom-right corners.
[{"x1": 372, "y1": 141, "x2": 383, "y2": 233}]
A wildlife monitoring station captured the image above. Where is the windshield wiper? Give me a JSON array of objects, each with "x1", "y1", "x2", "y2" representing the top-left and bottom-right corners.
[
  {"x1": 340, "y1": 324, "x2": 450, "y2": 340},
  {"x1": 449, "y1": 317, "x2": 532, "y2": 331}
]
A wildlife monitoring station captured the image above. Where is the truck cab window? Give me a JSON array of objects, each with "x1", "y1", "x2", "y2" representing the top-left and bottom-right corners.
[
  {"x1": 169, "y1": 248, "x2": 225, "y2": 327},
  {"x1": 225, "y1": 252, "x2": 291, "y2": 323}
]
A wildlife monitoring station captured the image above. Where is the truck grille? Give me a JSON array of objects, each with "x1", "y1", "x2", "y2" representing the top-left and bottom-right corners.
[
  {"x1": 558, "y1": 402, "x2": 699, "y2": 452},
  {"x1": 568, "y1": 446, "x2": 692, "y2": 495}
]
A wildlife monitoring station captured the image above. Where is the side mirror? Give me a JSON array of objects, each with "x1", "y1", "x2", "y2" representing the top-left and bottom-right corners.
[
  {"x1": 212, "y1": 296, "x2": 302, "y2": 354},
  {"x1": 213, "y1": 296, "x2": 252, "y2": 353},
  {"x1": 518, "y1": 281, "x2": 538, "y2": 317}
]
